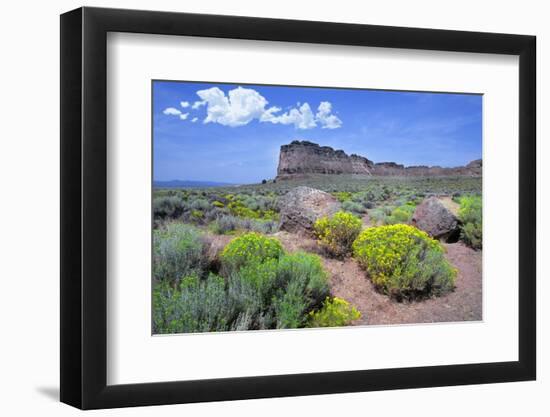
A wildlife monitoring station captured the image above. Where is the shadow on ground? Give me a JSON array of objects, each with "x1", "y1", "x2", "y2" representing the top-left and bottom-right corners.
[{"x1": 36, "y1": 386, "x2": 59, "y2": 401}]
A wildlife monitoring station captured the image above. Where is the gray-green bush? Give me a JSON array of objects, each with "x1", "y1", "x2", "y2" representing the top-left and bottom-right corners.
[
  {"x1": 153, "y1": 232, "x2": 331, "y2": 333},
  {"x1": 153, "y1": 195, "x2": 186, "y2": 219},
  {"x1": 153, "y1": 274, "x2": 231, "y2": 334},
  {"x1": 210, "y1": 214, "x2": 277, "y2": 235},
  {"x1": 153, "y1": 223, "x2": 205, "y2": 284},
  {"x1": 226, "y1": 251, "x2": 330, "y2": 329},
  {"x1": 342, "y1": 200, "x2": 367, "y2": 215}
]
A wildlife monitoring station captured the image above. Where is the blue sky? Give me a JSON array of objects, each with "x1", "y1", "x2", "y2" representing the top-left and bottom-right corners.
[{"x1": 153, "y1": 81, "x2": 482, "y2": 184}]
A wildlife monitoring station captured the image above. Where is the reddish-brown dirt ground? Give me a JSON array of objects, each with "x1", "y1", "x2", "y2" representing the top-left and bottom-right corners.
[{"x1": 273, "y1": 231, "x2": 482, "y2": 326}]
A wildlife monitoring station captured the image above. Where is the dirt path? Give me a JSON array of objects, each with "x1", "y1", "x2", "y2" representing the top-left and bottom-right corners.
[
  {"x1": 361, "y1": 212, "x2": 371, "y2": 227},
  {"x1": 274, "y1": 231, "x2": 482, "y2": 325}
]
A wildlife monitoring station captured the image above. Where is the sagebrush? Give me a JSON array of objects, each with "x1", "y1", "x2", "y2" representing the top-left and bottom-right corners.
[{"x1": 152, "y1": 222, "x2": 205, "y2": 284}]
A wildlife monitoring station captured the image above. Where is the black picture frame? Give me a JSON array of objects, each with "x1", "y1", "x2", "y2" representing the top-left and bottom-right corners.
[{"x1": 60, "y1": 6, "x2": 536, "y2": 410}]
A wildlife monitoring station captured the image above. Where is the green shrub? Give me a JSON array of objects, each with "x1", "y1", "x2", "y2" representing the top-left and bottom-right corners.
[
  {"x1": 273, "y1": 279, "x2": 309, "y2": 328},
  {"x1": 368, "y1": 207, "x2": 386, "y2": 225},
  {"x1": 342, "y1": 200, "x2": 367, "y2": 215},
  {"x1": 153, "y1": 230, "x2": 332, "y2": 333},
  {"x1": 385, "y1": 203, "x2": 416, "y2": 225},
  {"x1": 191, "y1": 209, "x2": 204, "y2": 220},
  {"x1": 228, "y1": 199, "x2": 279, "y2": 221},
  {"x1": 189, "y1": 198, "x2": 210, "y2": 211},
  {"x1": 153, "y1": 223, "x2": 205, "y2": 284},
  {"x1": 153, "y1": 195, "x2": 185, "y2": 219},
  {"x1": 249, "y1": 219, "x2": 278, "y2": 234},
  {"x1": 314, "y1": 211, "x2": 363, "y2": 257},
  {"x1": 352, "y1": 224, "x2": 456, "y2": 300},
  {"x1": 333, "y1": 191, "x2": 353, "y2": 202},
  {"x1": 209, "y1": 214, "x2": 243, "y2": 234},
  {"x1": 458, "y1": 195, "x2": 482, "y2": 249},
  {"x1": 227, "y1": 258, "x2": 279, "y2": 315},
  {"x1": 241, "y1": 195, "x2": 261, "y2": 211},
  {"x1": 351, "y1": 191, "x2": 372, "y2": 207},
  {"x1": 152, "y1": 274, "x2": 230, "y2": 334},
  {"x1": 204, "y1": 207, "x2": 224, "y2": 223},
  {"x1": 210, "y1": 215, "x2": 277, "y2": 235},
  {"x1": 461, "y1": 222, "x2": 482, "y2": 249},
  {"x1": 367, "y1": 185, "x2": 391, "y2": 201},
  {"x1": 369, "y1": 203, "x2": 415, "y2": 226},
  {"x1": 275, "y1": 252, "x2": 330, "y2": 310},
  {"x1": 221, "y1": 232, "x2": 284, "y2": 272},
  {"x1": 273, "y1": 252, "x2": 330, "y2": 329},
  {"x1": 226, "y1": 251, "x2": 330, "y2": 330},
  {"x1": 308, "y1": 297, "x2": 361, "y2": 327}
]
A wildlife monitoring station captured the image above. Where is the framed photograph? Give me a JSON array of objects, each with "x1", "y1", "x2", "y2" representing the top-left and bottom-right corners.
[{"x1": 60, "y1": 6, "x2": 536, "y2": 409}]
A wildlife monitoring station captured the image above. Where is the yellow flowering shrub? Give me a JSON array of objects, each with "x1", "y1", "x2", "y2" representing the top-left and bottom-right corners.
[
  {"x1": 314, "y1": 211, "x2": 363, "y2": 257},
  {"x1": 332, "y1": 191, "x2": 353, "y2": 202},
  {"x1": 191, "y1": 209, "x2": 204, "y2": 220},
  {"x1": 352, "y1": 224, "x2": 456, "y2": 299},
  {"x1": 221, "y1": 232, "x2": 284, "y2": 272},
  {"x1": 227, "y1": 200, "x2": 279, "y2": 221},
  {"x1": 308, "y1": 297, "x2": 361, "y2": 327}
]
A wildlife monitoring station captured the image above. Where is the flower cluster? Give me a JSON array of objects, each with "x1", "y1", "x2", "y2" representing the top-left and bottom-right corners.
[
  {"x1": 314, "y1": 211, "x2": 363, "y2": 257},
  {"x1": 308, "y1": 297, "x2": 361, "y2": 327},
  {"x1": 221, "y1": 232, "x2": 284, "y2": 271}
]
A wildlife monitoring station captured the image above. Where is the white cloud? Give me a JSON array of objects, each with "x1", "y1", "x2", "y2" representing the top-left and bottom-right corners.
[
  {"x1": 262, "y1": 102, "x2": 317, "y2": 129},
  {"x1": 316, "y1": 101, "x2": 342, "y2": 129},
  {"x1": 192, "y1": 100, "x2": 206, "y2": 110},
  {"x1": 259, "y1": 106, "x2": 281, "y2": 122},
  {"x1": 163, "y1": 107, "x2": 181, "y2": 116},
  {"x1": 197, "y1": 86, "x2": 269, "y2": 127},
  {"x1": 164, "y1": 87, "x2": 342, "y2": 130}
]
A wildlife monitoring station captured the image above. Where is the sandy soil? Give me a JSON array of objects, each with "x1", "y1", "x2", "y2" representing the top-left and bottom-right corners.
[
  {"x1": 361, "y1": 212, "x2": 371, "y2": 227},
  {"x1": 273, "y1": 231, "x2": 482, "y2": 325}
]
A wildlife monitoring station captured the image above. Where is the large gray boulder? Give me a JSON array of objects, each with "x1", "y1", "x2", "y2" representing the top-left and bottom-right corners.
[
  {"x1": 412, "y1": 197, "x2": 460, "y2": 242},
  {"x1": 279, "y1": 186, "x2": 340, "y2": 235}
]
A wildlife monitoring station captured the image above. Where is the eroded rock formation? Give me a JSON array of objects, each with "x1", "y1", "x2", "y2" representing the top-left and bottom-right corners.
[
  {"x1": 277, "y1": 141, "x2": 374, "y2": 177},
  {"x1": 276, "y1": 140, "x2": 482, "y2": 179}
]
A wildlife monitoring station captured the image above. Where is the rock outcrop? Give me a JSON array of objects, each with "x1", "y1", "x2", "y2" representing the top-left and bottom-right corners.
[
  {"x1": 277, "y1": 141, "x2": 373, "y2": 177},
  {"x1": 278, "y1": 186, "x2": 340, "y2": 235},
  {"x1": 276, "y1": 140, "x2": 482, "y2": 179},
  {"x1": 412, "y1": 197, "x2": 460, "y2": 242}
]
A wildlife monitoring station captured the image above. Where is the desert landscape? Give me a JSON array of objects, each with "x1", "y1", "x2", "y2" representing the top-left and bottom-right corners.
[{"x1": 152, "y1": 140, "x2": 482, "y2": 333}]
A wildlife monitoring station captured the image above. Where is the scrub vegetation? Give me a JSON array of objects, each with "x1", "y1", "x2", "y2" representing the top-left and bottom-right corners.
[{"x1": 152, "y1": 175, "x2": 482, "y2": 334}]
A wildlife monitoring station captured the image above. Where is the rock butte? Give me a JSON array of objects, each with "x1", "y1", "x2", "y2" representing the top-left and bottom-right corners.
[{"x1": 276, "y1": 140, "x2": 482, "y2": 179}]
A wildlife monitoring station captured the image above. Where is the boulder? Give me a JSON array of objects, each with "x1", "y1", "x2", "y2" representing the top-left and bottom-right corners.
[
  {"x1": 278, "y1": 186, "x2": 340, "y2": 235},
  {"x1": 412, "y1": 197, "x2": 460, "y2": 242}
]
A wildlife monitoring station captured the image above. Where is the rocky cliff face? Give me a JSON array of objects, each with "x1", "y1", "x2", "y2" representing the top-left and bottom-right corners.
[
  {"x1": 276, "y1": 141, "x2": 482, "y2": 179},
  {"x1": 277, "y1": 141, "x2": 374, "y2": 177}
]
